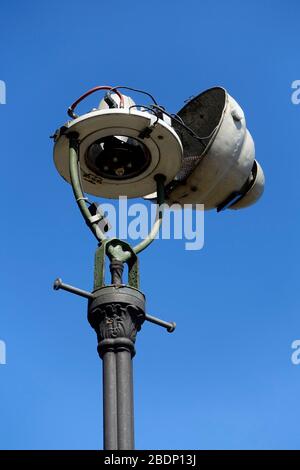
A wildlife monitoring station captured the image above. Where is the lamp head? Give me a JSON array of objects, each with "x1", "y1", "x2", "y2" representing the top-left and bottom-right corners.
[
  {"x1": 53, "y1": 85, "x2": 264, "y2": 210},
  {"x1": 53, "y1": 92, "x2": 183, "y2": 198}
]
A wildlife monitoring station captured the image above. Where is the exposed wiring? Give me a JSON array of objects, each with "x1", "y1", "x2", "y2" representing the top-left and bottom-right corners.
[
  {"x1": 67, "y1": 85, "x2": 217, "y2": 143},
  {"x1": 131, "y1": 102, "x2": 218, "y2": 143},
  {"x1": 171, "y1": 113, "x2": 185, "y2": 124},
  {"x1": 67, "y1": 86, "x2": 124, "y2": 119},
  {"x1": 129, "y1": 104, "x2": 159, "y2": 119},
  {"x1": 129, "y1": 104, "x2": 157, "y2": 114},
  {"x1": 109, "y1": 86, "x2": 158, "y2": 105},
  {"x1": 150, "y1": 104, "x2": 218, "y2": 143},
  {"x1": 129, "y1": 105, "x2": 160, "y2": 131}
]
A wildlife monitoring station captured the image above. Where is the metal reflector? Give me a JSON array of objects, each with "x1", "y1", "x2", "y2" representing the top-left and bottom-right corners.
[{"x1": 163, "y1": 87, "x2": 264, "y2": 210}]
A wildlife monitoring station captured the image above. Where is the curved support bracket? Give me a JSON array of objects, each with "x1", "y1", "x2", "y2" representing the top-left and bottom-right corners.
[
  {"x1": 133, "y1": 174, "x2": 166, "y2": 256},
  {"x1": 66, "y1": 133, "x2": 166, "y2": 259},
  {"x1": 68, "y1": 133, "x2": 107, "y2": 243}
]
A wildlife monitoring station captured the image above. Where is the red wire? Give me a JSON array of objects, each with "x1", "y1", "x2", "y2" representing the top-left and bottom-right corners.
[{"x1": 68, "y1": 85, "x2": 124, "y2": 118}]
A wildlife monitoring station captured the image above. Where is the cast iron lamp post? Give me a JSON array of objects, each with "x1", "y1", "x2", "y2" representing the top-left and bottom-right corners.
[
  {"x1": 52, "y1": 86, "x2": 180, "y2": 450},
  {"x1": 52, "y1": 84, "x2": 264, "y2": 450}
]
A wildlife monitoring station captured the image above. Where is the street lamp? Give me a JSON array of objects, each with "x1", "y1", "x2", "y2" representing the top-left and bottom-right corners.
[{"x1": 52, "y1": 84, "x2": 264, "y2": 450}]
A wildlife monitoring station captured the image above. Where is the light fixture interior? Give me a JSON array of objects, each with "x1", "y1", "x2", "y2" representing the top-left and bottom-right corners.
[{"x1": 85, "y1": 135, "x2": 151, "y2": 181}]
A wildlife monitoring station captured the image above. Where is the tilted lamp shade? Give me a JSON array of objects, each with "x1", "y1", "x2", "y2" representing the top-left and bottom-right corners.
[
  {"x1": 163, "y1": 87, "x2": 264, "y2": 210},
  {"x1": 229, "y1": 159, "x2": 264, "y2": 209}
]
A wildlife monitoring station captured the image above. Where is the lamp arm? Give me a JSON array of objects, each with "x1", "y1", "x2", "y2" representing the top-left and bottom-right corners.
[
  {"x1": 133, "y1": 174, "x2": 166, "y2": 256},
  {"x1": 67, "y1": 132, "x2": 165, "y2": 258},
  {"x1": 68, "y1": 134, "x2": 107, "y2": 243}
]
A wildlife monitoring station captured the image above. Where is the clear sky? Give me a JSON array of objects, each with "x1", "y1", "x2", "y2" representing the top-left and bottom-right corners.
[{"x1": 0, "y1": 0, "x2": 300, "y2": 450}]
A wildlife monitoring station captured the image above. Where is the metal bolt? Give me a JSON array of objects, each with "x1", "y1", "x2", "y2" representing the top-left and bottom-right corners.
[
  {"x1": 145, "y1": 314, "x2": 176, "y2": 333},
  {"x1": 53, "y1": 278, "x2": 93, "y2": 299}
]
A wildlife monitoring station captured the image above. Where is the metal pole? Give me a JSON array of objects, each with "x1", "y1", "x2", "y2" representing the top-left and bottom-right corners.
[
  {"x1": 110, "y1": 259, "x2": 134, "y2": 450},
  {"x1": 116, "y1": 350, "x2": 134, "y2": 449},
  {"x1": 54, "y1": 247, "x2": 175, "y2": 450},
  {"x1": 88, "y1": 260, "x2": 145, "y2": 450},
  {"x1": 103, "y1": 351, "x2": 118, "y2": 449}
]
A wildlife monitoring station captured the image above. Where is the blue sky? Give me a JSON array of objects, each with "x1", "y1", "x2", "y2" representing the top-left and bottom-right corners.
[{"x1": 0, "y1": 0, "x2": 300, "y2": 450}]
